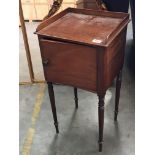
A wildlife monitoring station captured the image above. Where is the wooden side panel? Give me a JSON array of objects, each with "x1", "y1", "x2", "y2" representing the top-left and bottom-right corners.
[
  {"x1": 104, "y1": 28, "x2": 127, "y2": 88},
  {"x1": 39, "y1": 39, "x2": 97, "y2": 92}
]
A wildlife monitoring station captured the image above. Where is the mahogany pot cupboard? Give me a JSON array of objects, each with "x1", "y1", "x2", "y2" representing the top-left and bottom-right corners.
[{"x1": 35, "y1": 8, "x2": 129, "y2": 152}]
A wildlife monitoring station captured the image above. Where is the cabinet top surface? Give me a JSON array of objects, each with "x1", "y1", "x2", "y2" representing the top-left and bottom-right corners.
[{"x1": 36, "y1": 8, "x2": 129, "y2": 47}]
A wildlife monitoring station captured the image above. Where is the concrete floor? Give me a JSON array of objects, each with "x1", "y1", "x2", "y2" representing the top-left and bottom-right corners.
[{"x1": 19, "y1": 16, "x2": 134, "y2": 155}]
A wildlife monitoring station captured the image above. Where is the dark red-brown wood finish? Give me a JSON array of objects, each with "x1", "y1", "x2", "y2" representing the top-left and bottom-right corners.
[
  {"x1": 35, "y1": 8, "x2": 129, "y2": 152},
  {"x1": 47, "y1": 82, "x2": 59, "y2": 133},
  {"x1": 74, "y1": 87, "x2": 78, "y2": 109}
]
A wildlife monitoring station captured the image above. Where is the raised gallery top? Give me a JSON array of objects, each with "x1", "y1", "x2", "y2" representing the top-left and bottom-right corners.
[{"x1": 36, "y1": 8, "x2": 129, "y2": 47}]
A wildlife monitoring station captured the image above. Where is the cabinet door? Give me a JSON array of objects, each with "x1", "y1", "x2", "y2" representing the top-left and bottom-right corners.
[{"x1": 39, "y1": 39, "x2": 97, "y2": 92}]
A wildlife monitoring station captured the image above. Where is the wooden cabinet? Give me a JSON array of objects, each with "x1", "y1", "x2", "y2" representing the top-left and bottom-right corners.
[{"x1": 35, "y1": 8, "x2": 129, "y2": 152}]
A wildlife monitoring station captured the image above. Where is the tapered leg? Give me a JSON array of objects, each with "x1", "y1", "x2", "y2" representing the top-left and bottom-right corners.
[
  {"x1": 98, "y1": 93, "x2": 105, "y2": 152},
  {"x1": 47, "y1": 82, "x2": 59, "y2": 133},
  {"x1": 74, "y1": 87, "x2": 78, "y2": 109},
  {"x1": 114, "y1": 70, "x2": 122, "y2": 121}
]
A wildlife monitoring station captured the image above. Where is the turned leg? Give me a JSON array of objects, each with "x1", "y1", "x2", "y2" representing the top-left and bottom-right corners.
[
  {"x1": 98, "y1": 93, "x2": 105, "y2": 152},
  {"x1": 47, "y1": 82, "x2": 59, "y2": 133},
  {"x1": 74, "y1": 87, "x2": 78, "y2": 109},
  {"x1": 114, "y1": 70, "x2": 122, "y2": 121}
]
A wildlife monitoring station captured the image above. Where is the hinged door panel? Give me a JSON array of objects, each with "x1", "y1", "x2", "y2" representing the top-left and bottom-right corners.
[{"x1": 39, "y1": 39, "x2": 97, "y2": 92}]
